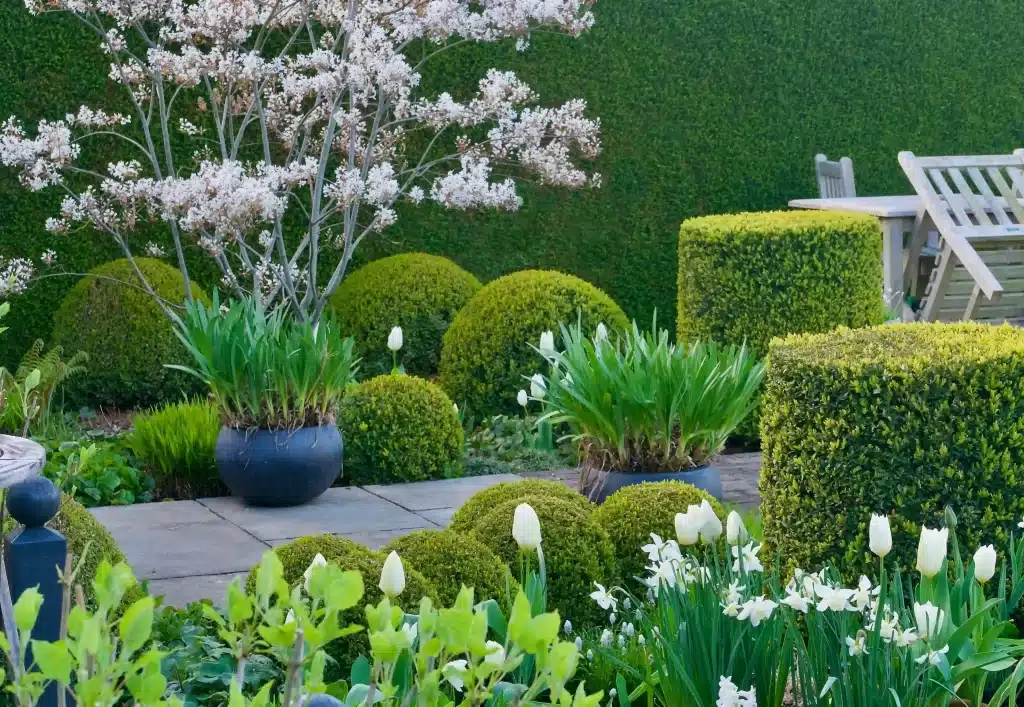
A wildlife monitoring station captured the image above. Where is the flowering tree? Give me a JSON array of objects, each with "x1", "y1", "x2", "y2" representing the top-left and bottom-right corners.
[{"x1": 0, "y1": 0, "x2": 601, "y2": 323}]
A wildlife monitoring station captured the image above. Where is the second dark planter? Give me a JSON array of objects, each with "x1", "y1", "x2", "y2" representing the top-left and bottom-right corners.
[
  {"x1": 216, "y1": 424, "x2": 343, "y2": 507},
  {"x1": 582, "y1": 463, "x2": 723, "y2": 504}
]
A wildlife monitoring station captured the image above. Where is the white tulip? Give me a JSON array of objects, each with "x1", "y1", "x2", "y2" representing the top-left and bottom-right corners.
[
  {"x1": 387, "y1": 325, "x2": 403, "y2": 352},
  {"x1": 973, "y1": 544, "x2": 997, "y2": 584},
  {"x1": 517, "y1": 389, "x2": 529, "y2": 408},
  {"x1": 539, "y1": 330, "x2": 556, "y2": 357},
  {"x1": 699, "y1": 500, "x2": 723, "y2": 543},
  {"x1": 675, "y1": 511, "x2": 700, "y2": 546},
  {"x1": 869, "y1": 515, "x2": 892, "y2": 558},
  {"x1": 512, "y1": 503, "x2": 542, "y2": 551},
  {"x1": 916, "y1": 526, "x2": 948, "y2": 578},
  {"x1": 913, "y1": 601, "x2": 944, "y2": 640},
  {"x1": 303, "y1": 552, "x2": 328, "y2": 593},
  {"x1": 530, "y1": 373, "x2": 546, "y2": 398},
  {"x1": 483, "y1": 640, "x2": 505, "y2": 667},
  {"x1": 379, "y1": 551, "x2": 406, "y2": 597},
  {"x1": 726, "y1": 511, "x2": 748, "y2": 546},
  {"x1": 595, "y1": 322, "x2": 608, "y2": 342}
]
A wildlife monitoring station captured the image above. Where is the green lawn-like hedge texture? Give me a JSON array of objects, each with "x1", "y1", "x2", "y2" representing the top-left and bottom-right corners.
[{"x1": 3, "y1": 0, "x2": 1024, "y2": 367}]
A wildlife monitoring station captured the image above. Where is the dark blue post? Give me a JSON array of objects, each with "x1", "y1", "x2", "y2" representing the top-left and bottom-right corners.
[{"x1": 6, "y1": 475, "x2": 63, "y2": 707}]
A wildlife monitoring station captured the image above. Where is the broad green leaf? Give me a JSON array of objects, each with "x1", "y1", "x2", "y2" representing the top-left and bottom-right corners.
[
  {"x1": 30, "y1": 640, "x2": 71, "y2": 683},
  {"x1": 119, "y1": 597, "x2": 155, "y2": 654},
  {"x1": 13, "y1": 588, "x2": 42, "y2": 633}
]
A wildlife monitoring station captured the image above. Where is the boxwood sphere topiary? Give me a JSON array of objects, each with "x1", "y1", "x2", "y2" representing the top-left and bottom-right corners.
[
  {"x1": 52, "y1": 258, "x2": 210, "y2": 408},
  {"x1": 449, "y1": 479, "x2": 590, "y2": 533},
  {"x1": 593, "y1": 481, "x2": 725, "y2": 583},
  {"x1": 339, "y1": 374, "x2": 463, "y2": 485},
  {"x1": 439, "y1": 270, "x2": 630, "y2": 417},
  {"x1": 470, "y1": 495, "x2": 616, "y2": 625},
  {"x1": 252, "y1": 534, "x2": 437, "y2": 677},
  {"x1": 329, "y1": 254, "x2": 482, "y2": 377},
  {"x1": 383, "y1": 529, "x2": 514, "y2": 607}
]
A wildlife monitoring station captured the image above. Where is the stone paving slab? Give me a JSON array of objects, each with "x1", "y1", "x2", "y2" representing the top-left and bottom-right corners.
[
  {"x1": 198, "y1": 486, "x2": 435, "y2": 542},
  {"x1": 148, "y1": 572, "x2": 248, "y2": 608},
  {"x1": 364, "y1": 474, "x2": 521, "y2": 511}
]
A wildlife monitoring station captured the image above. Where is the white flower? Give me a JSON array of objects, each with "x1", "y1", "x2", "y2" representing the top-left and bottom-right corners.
[
  {"x1": 379, "y1": 551, "x2": 406, "y2": 597},
  {"x1": 726, "y1": 511, "x2": 748, "y2": 546},
  {"x1": 517, "y1": 389, "x2": 529, "y2": 408},
  {"x1": 624, "y1": 622, "x2": 635, "y2": 637},
  {"x1": 721, "y1": 599, "x2": 742, "y2": 617},
  {"x1": 590, "y1": 583, "x2": 617, "y2": 611},
  {"x1": 443, "y1": 659, "x2": 468, "y2": 691},
  {"x1": 483, "y1": 640, "x2": 505, "y2": 667},
  {"x1": 851, "y1": 575, "x2": 878, "y2": 612},
  {"x1": 736, "y1": 596, "x2": 777, "y2": 627},
  {"x1": 815, "y1": 584, "x2": 856, "y2": 613},
  {"x1": 574, "y1": 636, "x2": 583, "y2": 651},
  {"x1": 780, "y1": 590, "x2": 811, "y2": 613},
  {"x1": 285, "y1": 609, "x2": 296, "y2": 625},
  {"x1": 846, "y1": 631, "x2": 869, "y2": 657},
  {"x1": 642, "y1": 533, "x2": 681, "y2": 562},
  {"x1": 595, "y1": 322, "x2": 608, "y2": 342},
  {"x1": 303, "y1": 553, "x2": 327, "y2": 593},
  {"x1": 645, "y1": 562, "x2": 678, "y2": 594},
  {"x1": 674, "y1": 511, "x2": 701, "y2": 546},
  {"x1": 563, "y1": 619, "x2": 573, "y2": 634},
  {"x1": 638, "y1": 635, "x2": 646, "y2": 646},
  {"x1": 716, "y1": 676, "x2": 756, "y2": 707},
  {"x1": 617, "y1": 633, "x2": 626, "y2": 648},
  {"x1": 400, "y1": 622, "x2": 418, "y2": 647},
  {"x1": 914, "y1": 602, "x2": 944, "y2": 640},
  {"x1": 698, "y1": 500, "x2": 723, "y2": 543},
  {"x1": 916, "y1": 526, "x2": 948, "y2": 578},
  {"x1": 974, "y1": 544, "x2": 997, "y2": 584},
  {"x1": 600, "y1": 629, "x2": 613, "y2": 648},
  {"x1": 609, "y1": 612, "x2": 617, "y2": 625},
  {"x1": 512, "y1": 503, "x2": 541, "y2": 550},
  {"x1": 1018, "y1": 516, "x2": 1024, "y2": 530},
  {"x1": 895, "y1": 628, "x2": 919, "y2": 647},
  {"x1": 387, "y1": 326, "x2": 403, "y2": 352},
  {"x1": 530, "y1": 373, "x2": 546, "y2": 398},
  {"x1": 879, "y1": 612, "x2": 900, "y2": 643},
  {"x1": 869, "y1": 514, "x2": 892, "y2": 558},
  {"x1": 915, "y1": 644, "x2": 949, "y2": 666},
  {"x1": 731, "y1": 542, "x2": 763, "y2": 573},
  {"x1": 40, "y1": 249, "x2": 56, "y2": 265},
  {"x1": 586, "y1": 649, "x2": 594, "y2": 660},
  {"x1": 539, "y1": 330, "x2": 555, "y2": 357}
]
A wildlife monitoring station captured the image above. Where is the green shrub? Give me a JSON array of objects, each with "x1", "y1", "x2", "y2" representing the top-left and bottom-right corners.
[
  {"x1": 449, "y1": 479, "x2": 589, "y2": 533},
  {"x1": 329, "y1": 253, "x2": 482, "y2": 377},
  {"x1": 252, "y1": 535, "x2": 437, "y2": 676},
  {"x1": 129, "y1": 399, "x2": 221, "y2": 498},
  {"x1": 41, "y1": 438, "x2": 154, "y2": 507},
  {"x1": 469, "y1": 495, "x2": 615, "y2": 625},
  {"x1": 440, "y1": 270, "x2": 629, "y2": 417},
  {"x1": 383, "y1": 529, "x2": 513, "y2": 607},
  {"x1": 339, "y1": 374, "x2": 463, "y2": 485},
  {"x1": 51, "y1": 258, "x2": 209, "y2": 408},
  {"x1": 760, "y1": 323, "x2": 1024, "y2": 581},
  {"x1": 593, "y1": 481, "x2": 724, "y2": 583}
]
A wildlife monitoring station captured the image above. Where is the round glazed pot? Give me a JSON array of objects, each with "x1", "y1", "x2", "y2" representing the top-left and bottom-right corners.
[
  {"x1": 582, "y1": 463, "x2": 722, "y2": 504},
  {"x1": 215, "y1": 424, "x2": 343, "y2": 507}
]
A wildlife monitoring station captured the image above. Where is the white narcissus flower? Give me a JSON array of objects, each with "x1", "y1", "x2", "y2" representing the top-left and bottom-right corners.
[
  {"x1": 517, "y1": 389, "x2": 529, "y2": 408},
  {"x1": 303, "y1": 552, "x2": 327, "y2": 593},
  {"x1": 726, "y1": 511, "x2": 748, "y2": 546},
  {"x1": 379, "y1": 551, "x2": 406, "y2": 597},
  {"x1": 589, "y1": 582, "x2": 617, "y2": 611},
  {"x1": 915, "y1": 644, "x2": 949, "y2": 666},
  {"x1": 642, "y1": 533, "x2": 681, "y2": 562},
  {"x1": 716, "y1": 676, "x2": 756, "y2": 707},
  {"x1": 895, "y1": 628, "x2": 919, "y2": 647},
  {"x1": 914, "y1": 601, "x2": 944, "y2": 640},
  {"x1": 815, "y1": 584, "x2": 856, "y2": 613},
  {"x1": 735, "y1": 596, "x2": 776, "y2": 627},
  {"x1": 916, "y1": 526, "x2": 948, "y2": 578},
  {"x1": 869, "y1": 514, "x2": 892, "y2": 558},
  {"x1": 675, "y1": 511, "x2": 701, "y2": 546},
  {"x1": 845, "y1": 631, "x2": 869, "y2": 657},
  {"x1": 539, "y1": 330, "x2": 556, "y2": 357},
  {"x1": 780, "y1": 591, "x2": 810, "y2": 613},
  {"x1": 443, "y1": 659, "x2": 468, "y2": 691},
  {"x1": 731, "y1": 542, "x2": 763, "y2": 573},
  {"x1": 387, "y1": 325, "x2": 403, "y2": 351},
  {"x1": 973, "y1": 544, "x2": 997, "y2": 584},
  {"x1": 530, "y1": 373, "x2": 546, "y2": 398},
  {"x1": 851, "y1": 575, "x2": 877, "y2": 612},
  {"x1": 512, "y1": 503, "x2": 541, "y2": 550}
]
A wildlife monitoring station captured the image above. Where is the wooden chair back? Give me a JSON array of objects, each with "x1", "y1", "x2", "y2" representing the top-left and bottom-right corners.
[{"x1": 815, "y1": 154, "x2": 856, "y2": 198}]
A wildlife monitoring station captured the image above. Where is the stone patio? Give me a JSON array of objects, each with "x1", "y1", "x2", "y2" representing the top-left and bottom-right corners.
[{"x1": 89, "y1": 453, "x2": 760, "y2": 607}]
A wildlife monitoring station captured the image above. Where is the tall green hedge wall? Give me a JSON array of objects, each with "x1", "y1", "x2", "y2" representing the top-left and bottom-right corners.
[{"x1": 4, "y1": 0, "x2": 1024, "y2": 366}]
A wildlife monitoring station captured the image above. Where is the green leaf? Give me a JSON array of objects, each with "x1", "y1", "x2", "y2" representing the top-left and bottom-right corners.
[
  {"x1": 119, "y1": 596, "x2": 155, "y2": 654},
  {"x1": 615, "y1": 675, "x2": 630, "y2": 707},
  {"x1": 30, "y1": 640, "x2": 71, "y2": 683},
  {"x1": 13, "y1": 588, "x2": 43, "y2": 633},
  {"x1": 350, "y1": 656, "x2": 371, "y2": 686}
]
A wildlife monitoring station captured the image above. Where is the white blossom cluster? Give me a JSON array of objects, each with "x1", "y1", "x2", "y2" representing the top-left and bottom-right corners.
[{"x1": 9, "y1": 0, "x2": 600, "y2": 314}]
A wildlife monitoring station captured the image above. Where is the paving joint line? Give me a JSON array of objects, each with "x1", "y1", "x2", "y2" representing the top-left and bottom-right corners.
[{"x1": 196, "y1": 497, "x2": 272, "y2": 548}]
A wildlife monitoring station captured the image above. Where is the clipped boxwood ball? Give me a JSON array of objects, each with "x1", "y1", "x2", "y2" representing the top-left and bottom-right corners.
[
  {"x1": 339, "y1": 374, "x2": 463, "y2": 485},
  {"x1": 449, "y1": 479, "x2": 590, "y2": 533},
  {"x1": 252, "y1": 535, "x2": 437, "y2": 677},
  {"x1": 470, "y1": 495, "x2": 616, "y2": 625},
  {"x1": 52, "y1": 258, "x2": 209, "y2": 408},
  {"x1": 440, "y1": 270, "x2": 629, "y2": 416},
  {"x1": 329, "y1": 254, "x2": 482, "y2": 377},
  {"x1": 593, "y1": 481, "x2": 725, "y2": 583},
  {"x1": 384, "y1": 529, "x2": 514, "y2": 607}
]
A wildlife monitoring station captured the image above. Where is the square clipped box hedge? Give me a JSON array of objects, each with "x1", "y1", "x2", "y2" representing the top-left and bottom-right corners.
[{"x1": 760, "y1": 323, "x2": 1024, "y2": 580}]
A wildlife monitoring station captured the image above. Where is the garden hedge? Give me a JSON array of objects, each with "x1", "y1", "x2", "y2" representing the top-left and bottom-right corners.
[
  {"x1": 440, "y1": 270, "x2": 628, "y2": 416},
  {"x1": 339, "y1": 374, "x2": 463, "y2": 485},
  {"x1": 448, "y1": 478, "x2": 591, "y2": 533},
  {"x1": 51, "y1": 258, "x2": 209, "y2": 409},
  {"x1": 5, "y1": 0, "x2": 1024, "y2": 365},
  {"x1": 129, "y1": 399, "x2": 222, "y2": 499},
  {"x1": 760, "y1": 323, "x2": 1024, "y2": 581},
  {"x1": 593, "y1": 481, "x2": 724, "y2": 583},
  {"x1": 328, "y1": 253, "x2": 482, "y2": 378}
]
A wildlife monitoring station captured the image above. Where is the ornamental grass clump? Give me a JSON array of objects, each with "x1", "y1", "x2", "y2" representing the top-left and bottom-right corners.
[
  {"x1": 537, "y1": 320, "x2": 764, "y2": 473},
  {"x1": 170, "y1": 294, "x2": 357, "y2": 429}
]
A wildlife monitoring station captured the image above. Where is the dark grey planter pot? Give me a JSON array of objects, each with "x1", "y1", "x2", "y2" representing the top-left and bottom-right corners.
[
  {"x1": 583, "y1": 463, "x2": 722, "y2": 504},
  {"x1": 215, "y1": 424, "x2": 343, "y2": 507}
]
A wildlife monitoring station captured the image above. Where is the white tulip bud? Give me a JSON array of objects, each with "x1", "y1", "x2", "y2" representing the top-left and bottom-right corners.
[
  {"x1": 517, "y1": 389, "x2": 529, "y2": 408},
  {"x1": 726, "y1": 510, "x2": 748, "y2": 546},
  {"x1": 674, "y1": 511, "x2": 700, "y2": 546},
  {"x1": 483, "y1": 640, "x2": 505, "y2": 667},
  {"x1": 698, "y1": 500, "x2": 723, "y2": 543},
  {"x1": 530, "y1": 373, "x2": 546, "y2": 399},
  {"x1": 387, "y1": 326, "x2": 403, "y2": 352},
  {"x1": 539, "y1": 330, "x2": 556, "y2": 357},
  {"x1": 869, "y1": 514, "x2": 892, "y2": 558},
  {"x1": 916, "y1": 526, "x2": 948, "y2": 578},
  {"x1": 595, "y1": 322, "x2": 608, "y2": 342},
  {"x1": 303, "y1": 552, "x2": 327, "y2": 593},
  {"x1": 512, "y1": 503, "x2": 542, "y2": 551},
  {"x1": 973, "y1": 544, "x2": 997, "y2": 584},
  {"x1": 379, "y1": 551, "x2": 406, "y2": 597}
]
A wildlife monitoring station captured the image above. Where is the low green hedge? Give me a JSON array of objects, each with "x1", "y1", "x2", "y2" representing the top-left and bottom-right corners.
[
  {"x1": 51, "y1": 258, "x2": 209, "y2": 409},
  {"x1": 329, "y1": 253, "x2": 482, "y2": 378},
  {"x1": 449, "y1": 479, "x2": 590, "y2": 533},
  {"x1": 339, "y1": 374, "x2": 463, "y2": 485},
  {"x1": 593, "y1": 481, "x2": 725, "y2": 583},
  {"x1": 760, "y1": 323, "x2": 1024, "y2": 580},
  {"x1": 440, "y1": 270, "x2": 629, "y2": 417}
]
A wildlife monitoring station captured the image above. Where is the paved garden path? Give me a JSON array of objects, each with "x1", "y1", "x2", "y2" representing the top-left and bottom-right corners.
[{"x1": 89, "y1": 453, "x2": 761, "y2": 607}]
